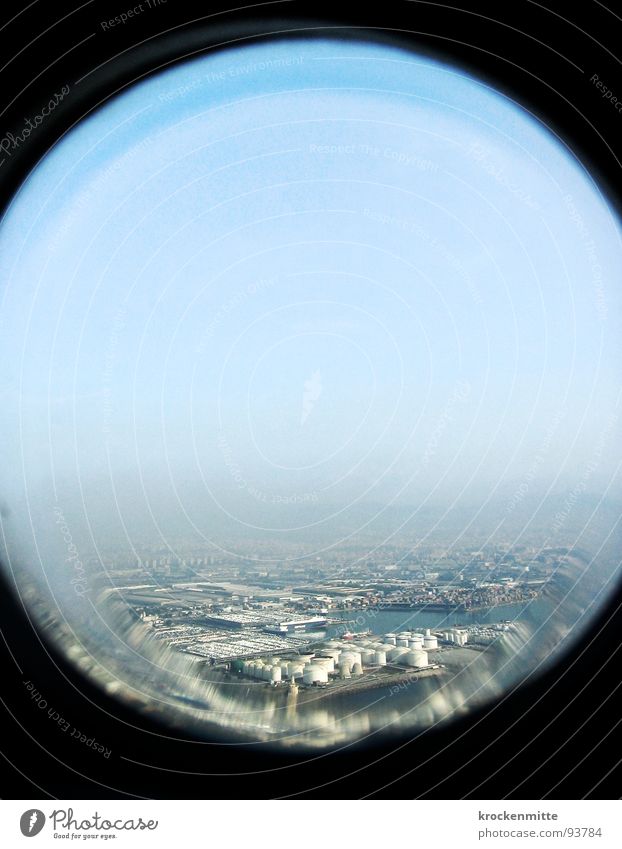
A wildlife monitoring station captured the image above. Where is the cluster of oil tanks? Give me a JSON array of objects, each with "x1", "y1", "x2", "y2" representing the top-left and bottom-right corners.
[
  {"x1": 384, "y1": 628, "x2": 439, "y2": 651},
  {"x1": 241, "y1": 654, "x2": 335, "y2": 684},
  {"x1": 459, "y1": 626, "x2": 505, "y2": 645},
  {"x1": 441, "y1": 628, "x2": 469, "y2": 646},
  {"x1": 321, "y1": 633, "x2": 434, "y2": 675},
  {"x1": 241, "y1": 630, "x2": 437, "y2": 685}
]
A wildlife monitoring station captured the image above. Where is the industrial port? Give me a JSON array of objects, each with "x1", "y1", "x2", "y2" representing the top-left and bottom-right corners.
[
  {"x1": 84, "y1": 536, "x2": 566, "y2": 729},
  {"x1": 206, "y1": 623, "x2": 517, "y2": 701}
]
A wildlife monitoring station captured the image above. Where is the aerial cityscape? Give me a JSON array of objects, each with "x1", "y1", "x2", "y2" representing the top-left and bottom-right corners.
[
  {"x1": 108, "y1": 539, "x2": 552, "y2": 661},
  {"x1": 73, "y1": 537, "x2": 566, "y2": 723}
]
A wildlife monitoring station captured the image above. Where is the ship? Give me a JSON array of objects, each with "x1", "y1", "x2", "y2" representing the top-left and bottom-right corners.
[
  {"x1": 342, "y1": 629, "x2": 372, "y2": 640},
  {"x1": 264, "y1": 616, "x2": 328, "y2": 634}
]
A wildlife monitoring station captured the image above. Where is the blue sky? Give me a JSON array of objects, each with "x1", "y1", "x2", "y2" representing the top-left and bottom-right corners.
[{"x1": 1, "y1": 37, "x2": 621, "y2": 543}]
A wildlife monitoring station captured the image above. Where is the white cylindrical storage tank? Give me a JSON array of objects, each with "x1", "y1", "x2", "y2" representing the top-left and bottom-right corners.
[
  {"x1": 263, "y1": 665, "x2": 273, "y2": 680},
  {"x1": 323, "y1": 648, "x2": 341, "y2": 660},
  {"x1": 388, "y1": 647, "x2": 409, "y2": 662},
  {"x1": 374, "y1": 650, "x2": 387, "y2": 666},
  {"x1": 289, "y1": 663, "x2": 304, "y2": 680},
  {"x1": 361, "y1": 648, "x2": 375, "y2": 665},
  {"x1": 303, "y1": 665, "x2": 329, "y2": 685},
  {"x1": 402, "y1": 651, "x2": 419, "y2": 666},
  {"x1": 280, "y1": 663, "x2": 290, "y2": 678},
  {"x1": 397, "y1": 637, "x2": 409, "y2": 647},
  {"x1": 270, "y1": 666, "x2": 282, "y2": 683},
  {"x1": 424, "y1": 635, "x2": 438, "y2": 650},
  {"x1": 316, "y1": 666, "x2": 329, "y2": 684},
  {"x1": 384, "y1": 633, "x2": 397, "y2": 645},
  {"x1": 316, "y1": 657, "x2": 335, "y2": 673},
  {"x1": 412, "y1": 633, "x2": 424, "y2": 642},
  {"x1": 302, "y1": 665, "x2": 318, "y2": 685},
  {"x1": 340, "y1": 651, "x2": 361, "y2": 668},
  {"x1": 339, "y1": 660, "x2": 352, "y2": 678},
  {"x1": 409, "y1": 639, "x2": 423, "y2": 650},
  {"x1": 351, "y1": 662, "x2": 363, "y2": 676},
  {"x1": 380, "y1": 643, "x2": 395, "y2": 653},
  {"x1": 404, "y1": 649, "x2": 429, "y2": 667}
]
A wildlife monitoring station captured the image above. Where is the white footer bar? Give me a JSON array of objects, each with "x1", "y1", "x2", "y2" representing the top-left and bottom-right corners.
[{"x1": 1, "y1": 800, "x2": 620, "y2": 847}]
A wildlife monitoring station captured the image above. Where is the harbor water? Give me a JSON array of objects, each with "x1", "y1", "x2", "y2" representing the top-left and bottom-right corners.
[{"x1": 327, "y1": 599, "x2": 553, "y2": 638}]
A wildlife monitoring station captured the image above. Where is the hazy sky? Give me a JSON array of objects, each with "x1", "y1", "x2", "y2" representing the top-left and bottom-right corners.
[{"x1": 1, "y1": 37, "x2": 621, "y2": 546}]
